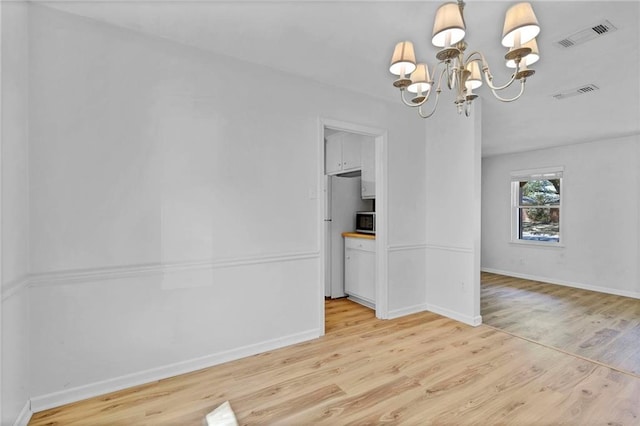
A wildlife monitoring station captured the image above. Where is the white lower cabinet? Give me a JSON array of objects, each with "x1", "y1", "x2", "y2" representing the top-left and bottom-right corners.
[{"x1": 344, "y1": 237, "x2": 375, "y2": 307}]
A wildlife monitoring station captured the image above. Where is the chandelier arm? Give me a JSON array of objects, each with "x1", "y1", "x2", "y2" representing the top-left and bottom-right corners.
[
  {"x1": 465, "y1": 50, "x2": 522, "y2": 91},
  {"x1": 433, "y1": 62, "x2": 449, "y2": 91},
  {"x1": 417, "y1": 88, "x2": 442, "y2": 119},
  {"x1": 483, "y1": 61, "x2": 520, "y2": 91},
  {"x1": 416, "y1": 66, "x2": 448, "y2": 118},
  {"x1": 463, "y1": 51, "x2": 485, "y2": 65},
  {"x1": 490, "y1": 79, "x2": 526, "y2": 102},
  {"x1": 400, "y1": 88, "x2": 432, "y2": 108},
  {"x1": 398, "y1": 62, "x2": 448, "y2": 109}
]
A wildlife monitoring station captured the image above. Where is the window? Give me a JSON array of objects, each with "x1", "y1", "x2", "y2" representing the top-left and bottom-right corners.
[{"x1": 511, "y1": 167, "x2": 563, "y2": 244}]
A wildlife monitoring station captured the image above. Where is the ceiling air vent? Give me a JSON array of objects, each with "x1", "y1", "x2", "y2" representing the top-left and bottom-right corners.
[
  {"x1": 552, "y1": 84, "x2": 599, "y2": 100},
  {"x1": 555, "y1": 20, "x2": 617, "y2": 48}
]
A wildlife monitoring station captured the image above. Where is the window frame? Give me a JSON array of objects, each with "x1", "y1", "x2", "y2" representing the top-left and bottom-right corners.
[{"x1": 510, "y1": 167, "x2": 564, "y2": 247}]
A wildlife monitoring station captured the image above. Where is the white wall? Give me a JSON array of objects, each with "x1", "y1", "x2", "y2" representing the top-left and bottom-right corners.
[
  {"x1": 482, "y1": 134, "x2": 640, "y2": 298},
  {"x1": 423, "y1": 102, "x2": 482, "y2": 326},
  {"x1": 1, "y1": 1, "x2": 31, "y2": 424},
  {"x1": 27, "y1": 4, "x2": 427, "y2": 409},
  {"x1": 387, "y1": 108, "x2": 428, "y2": 318}
]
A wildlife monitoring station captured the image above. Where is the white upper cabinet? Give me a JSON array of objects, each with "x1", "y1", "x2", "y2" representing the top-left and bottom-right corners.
[
  {"x1": 325, "y1": 132, "x2": 362, "y2": 175},
  {"x1": 360, "y1": 139, "x2": 375, "y2": 199},
  {"x1": 341, "y1": 133, "x2": 362, "y2": 172},
  {"x1": 325, "y1": 134, "x2": 343, "y2": 175},
  {"x1": 325, "y1": 131, "x2": 375, "y2": 199}
]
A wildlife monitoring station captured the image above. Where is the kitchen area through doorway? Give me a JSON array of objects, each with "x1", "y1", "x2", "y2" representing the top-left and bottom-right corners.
[{"x1": 323, "y1": 126, "x2": 377, "y2": 327}]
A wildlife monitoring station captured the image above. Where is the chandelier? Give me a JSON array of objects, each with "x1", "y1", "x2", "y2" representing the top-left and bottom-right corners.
[{"x1": 389, "y1": 1, "x2": 541, "y2": 118}]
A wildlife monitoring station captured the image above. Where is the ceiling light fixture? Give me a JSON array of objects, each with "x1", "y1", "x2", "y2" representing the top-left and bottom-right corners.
[{"x1": 389, "y1": 0, "x2": 541, "y2": 118}]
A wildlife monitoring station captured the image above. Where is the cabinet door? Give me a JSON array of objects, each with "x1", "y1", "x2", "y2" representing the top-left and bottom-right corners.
[
  {"x1": 344, "y1": 247, "x2": 357, "y2": 295},
  {"x1": 361, "y1": 138, "x2": 375, "y2": 199},
  {"x1": 341, "y1": 133, "x2": 362, "y2": 172},
  {"x1": 344, "y1": 238, "x2": 375, "y2": 304},
  {"x1": 358, "y1": 250, "x2": 375, "y2": 302},
  {"x1": 345, "y1": 247, "x2": 363, "y2": 298},
  {"x1": 345, "y1": 248, "x2": 375, "y2": 303},
  {"x1": 325, "y1": 134, "x2": 343, "y2": 175}
]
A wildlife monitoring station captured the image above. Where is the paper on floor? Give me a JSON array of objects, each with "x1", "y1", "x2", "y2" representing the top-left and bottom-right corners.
[{"x1": 205, "y1": 401, "x2": 239, "y2": 426}]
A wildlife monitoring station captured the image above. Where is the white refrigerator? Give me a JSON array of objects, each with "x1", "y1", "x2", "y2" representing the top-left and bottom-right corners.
[{"x1": 324, "y1": 174, "x2": 371, "y2": 298}]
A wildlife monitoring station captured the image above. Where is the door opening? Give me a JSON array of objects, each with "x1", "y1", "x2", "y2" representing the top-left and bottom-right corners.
[{"x1": 318, "y1": 118, "x2": 388, "y2": 335}]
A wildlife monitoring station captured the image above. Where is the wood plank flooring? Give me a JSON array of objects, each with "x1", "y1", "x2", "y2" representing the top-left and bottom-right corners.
[
  {"x1": 482, "y1": 272, "x2": 640, "y2": 377},
  {"x1": 30, "y1": 297, "x2": 640, "y2": 425}
]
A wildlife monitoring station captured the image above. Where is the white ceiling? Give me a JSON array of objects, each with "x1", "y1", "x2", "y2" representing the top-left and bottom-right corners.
[{"x1": 39, "y1": 0, "x2": 640, "y2": 156}]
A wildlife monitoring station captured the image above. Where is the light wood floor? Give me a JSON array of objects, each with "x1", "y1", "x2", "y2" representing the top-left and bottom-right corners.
[
  {"x1": 30, "y1": 297, "x2": 640, "y2": 425},
  {"x1": 482, "y1": 272, "x2": 640, "y2": 377}
]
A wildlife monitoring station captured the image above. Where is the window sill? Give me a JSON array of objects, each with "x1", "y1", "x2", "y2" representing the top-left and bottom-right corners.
[{"x1": 509, "y1": 239, "x2": 565, "y2": 249}]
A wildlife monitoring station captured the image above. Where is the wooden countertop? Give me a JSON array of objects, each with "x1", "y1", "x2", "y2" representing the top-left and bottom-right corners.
[{"x1": 342, "y1": 232, "x2": 375, "y2": 240}]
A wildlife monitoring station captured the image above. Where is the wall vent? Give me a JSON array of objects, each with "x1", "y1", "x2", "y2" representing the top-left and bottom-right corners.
[
  {"x1": 555, "y1": 20, "x2": 617, "y2": 48},
  {"x1": 552, "y1": 84, "x2": 599, "y2": 100}
]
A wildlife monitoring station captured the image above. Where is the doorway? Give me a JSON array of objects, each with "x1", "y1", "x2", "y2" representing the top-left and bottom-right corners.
[{"x1": 318, "y1": 118, "x2": 388, "y2": 335}]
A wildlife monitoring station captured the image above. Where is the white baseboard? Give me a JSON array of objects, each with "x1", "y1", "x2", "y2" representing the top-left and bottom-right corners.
[
  {"x1": 30, "y1": 328, "x2": 320, "y2": 413},
  {"x1": 346, "y1": 294, "x2": 375, "y2": 310},
  {"x1": 426, "y1": 303, "x2": 482, "y2": 327},
  {"x1": 387, "y1": 303, "x2": 428, "y2": 319},
  {"x1": 13, "y1": 400, "x2": 32, "y2": 426},
  {"x1": 481, "y1": 267, "x2": 640, "y2": 300}
]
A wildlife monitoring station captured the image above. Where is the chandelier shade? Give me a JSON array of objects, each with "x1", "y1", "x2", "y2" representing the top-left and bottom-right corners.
[
  {"x1": 389, "y1": 41, "x2": 417, "y2": 76},
  {"x1": 501, "y1": 2, "x2": 540, "y2": 47},
  {"x1": 408, "y1": 64, "x2": 432, "y2": 94},
  {"x1": 465, "y1": 61, "x2": 482, "y2": 90},
  {"x1": 506, "y1": 38, "x2": 539, "y2": 68},
  {"x1": 431, "y1": 2, "x2": 466, "y2": 47}
]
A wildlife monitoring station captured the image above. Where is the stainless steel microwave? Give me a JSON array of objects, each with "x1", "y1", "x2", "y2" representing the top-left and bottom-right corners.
[{"x1": 355, "y1": 212, "x2": 376, "y2": 234}]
